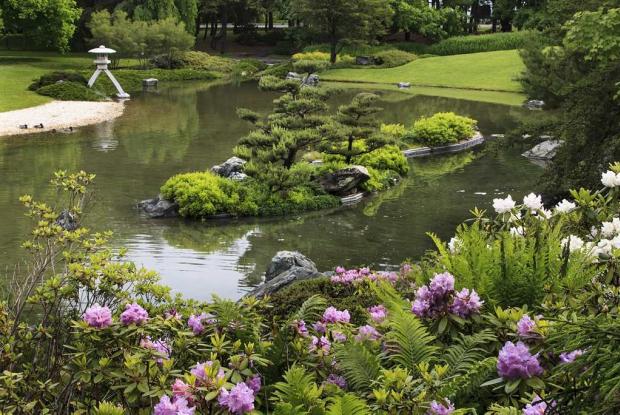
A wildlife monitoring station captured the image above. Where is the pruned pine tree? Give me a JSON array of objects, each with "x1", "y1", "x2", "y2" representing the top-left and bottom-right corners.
[
  {"x1": 235, "y1": 76, "x2": 330, "y2": 192},
  {"x1": 320, "y1": 92, "x2": 392, "y2": 164}
]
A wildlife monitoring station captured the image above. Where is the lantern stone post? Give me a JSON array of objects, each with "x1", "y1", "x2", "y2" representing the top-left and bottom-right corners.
[{"x1": 87, "y1": 45, "x2": 130, "y2": 99}]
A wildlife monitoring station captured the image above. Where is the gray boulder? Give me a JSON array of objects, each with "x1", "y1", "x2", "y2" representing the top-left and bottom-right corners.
[
  {"x1": 522, "y1": 139, "x2": 563, "y2": 160},
  {"x1": 229, "y1": 172, "x2": 248, "y2": 181},
  {"x1": 138, "y1": 195, "x2": 179, "y2": 218},
  {"x1": 56, "y1": 209, "x2": 79, "y2": 231},
  {"x1": 303, "y1": 74, "x2": 320, "y2": 86},
  {"x1": 319, "y1": 165, "x2": 371, "y2": 196},
  {"x1": 211, "y1": 157, "x2": 246, "y2": 178},
  {"x1": 524, "y1": 99, "x2": 545, "y2": 110},
  {"x1": 356, "y1": 56, "x2": 375, "y2": 66},
  {"x1": 286, "y1": 72, "x2": 303, "y2": 81},
  {"x1": 248, "y1": 251, "x2": 321, "y2": 298}
]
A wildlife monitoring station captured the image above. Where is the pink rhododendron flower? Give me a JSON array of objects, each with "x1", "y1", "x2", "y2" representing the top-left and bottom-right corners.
[
  {"x1": 120, "y1": 303, "x2": 148, "y2": 326},
  {"x1": 326, "y1": 374, "x2": 347, "y2": 389},
  {"x1": 172, "y1": 379, "x2": 192, "y2": 400},
  {"x1": 428, "y1": 399, "x2": 455, "y2": 415},
  {"x1": 191, "y1": 361, "x2": 224, "y2": 386},
  {"x1": 309, "y1": 336, "x2": 331, "y2": 354},
  {"x1": 368, "y1": 305, "x2": 388, "y2": 324},
  {"x1": 522, "y1": 394, "x2": 555, "y2": 415},
  {"x1": 292, "y1": 319, "x2": 308, "y2": 337},
  {"x1": 188, "y1": 313, "x2": 209, "y2": 335},
  {"x1": 517, "y1": 315, "x2": 537, "y2": 337},
  {"x1": 322, "y1": 307, "x2": 350, "y2": 324},
  {"x1": 449, "y1": 288, "x2": 483, "y2": 317},
  {"x1": 312, "y1": 321, "x2": 326, "y2": 334},
  {"x1": 82, "y1": 303, "x2": 112, "y2": 328},
  {"x1": 559, "y1": 349, "x2": 584, "y2": 364},
  {"x1": 153, "y1": 395, "x2": 195, "y2": 415},
  {"x1": 140, "y1": 337, "x2": 171, "y2": 363},
  {"x1": 355, "y1": 325, "x2": 381, "y2": 341},
  {"x1": 245, "y1": 375, "x2": 261, "y2": 394},
  {"x1": 218, "y1": 382, "x2": 255, "y2": 414},
  {"x1": 332, "y1": 330, "x2": 347, "y2": 342},
  {"x1": 429, "y1": 272, "x2": 455, "y2": 297},
  {"x1": 497, "y1": 341, "x2": 543, "y2": 379}
]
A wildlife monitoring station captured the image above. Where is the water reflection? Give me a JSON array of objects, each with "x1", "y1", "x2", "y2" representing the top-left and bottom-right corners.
[{"x1": 0, "y1": 81, "x2": 542, "y2": 300}]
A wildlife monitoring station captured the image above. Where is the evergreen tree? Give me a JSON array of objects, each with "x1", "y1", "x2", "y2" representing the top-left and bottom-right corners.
[{"x1": 320, "y1": 93, "x2": 391, "y2": 164}]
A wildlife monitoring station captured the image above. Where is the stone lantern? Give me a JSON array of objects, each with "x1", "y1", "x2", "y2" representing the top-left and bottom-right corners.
[{"x1": 87, "y1": 45, "x2": 130, "y2": 99}]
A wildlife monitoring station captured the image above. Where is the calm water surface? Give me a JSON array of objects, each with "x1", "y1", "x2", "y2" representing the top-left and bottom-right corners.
[{"x1": 0, "y1": 81, "x2": 542, "y2": 299}]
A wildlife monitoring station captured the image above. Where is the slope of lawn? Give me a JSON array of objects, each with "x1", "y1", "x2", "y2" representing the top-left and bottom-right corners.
[
  {"x1": 323, "y1": 50, "x2": 525, "y2": 93},
  {"x1": 0, "y1": 51, "x2": 97, "y2": 112}
]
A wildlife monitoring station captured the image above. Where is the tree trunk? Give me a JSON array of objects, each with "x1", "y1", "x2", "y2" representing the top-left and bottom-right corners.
[
  {"x1": 288, "y1": 19, "x2": 294, "y2": 28},
  {"x1": 345, "y1": 136, "x2": 354, "y2": 164},
  {"x1": 491, "y1": 18, "x2": 497, "y2": 33},
  {"x1": 405, "y1": 31, "x2": 411, "y2": 41},
  {"x1": 220, "y1": 9, "x2": 228, "y2": 54},
  {"x1": 500, "y1": 18, "x2": 512, "y2": 32},
  {"x1": 268, "y1": 12, "x2": 274, "y2": 30},
  {"x1": 195, "y1": 15, "x2": 201, "y2": 37},
  {"x1": 285, "y1": 149, "x2": 296, "y2": 169}
]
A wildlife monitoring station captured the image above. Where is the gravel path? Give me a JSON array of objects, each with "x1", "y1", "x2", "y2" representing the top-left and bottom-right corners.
[{"x1": 0, "y1": 101, "x2": 125, "y2": 137}]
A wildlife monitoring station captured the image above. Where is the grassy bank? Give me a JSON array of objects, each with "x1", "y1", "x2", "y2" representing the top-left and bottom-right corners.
[{"x1": 322, "y1": 50, "x2": 525, "y2": 97}]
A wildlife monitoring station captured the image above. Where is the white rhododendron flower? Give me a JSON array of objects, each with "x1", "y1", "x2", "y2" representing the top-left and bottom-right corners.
[
  {"x1": 555, "y1": 199, "x2": 576, "y2": 214},
  {"x1": 561, "y1": 235, "x2": 585, "y2": 252},
  {"x1": 597, "y1": 239, "x2": 614, "y2": 256},
  {"x1": 510, "y1": 226, "x2": 524, "y2": 237},
  {"x1": 493, "y1": 195, "x2": 516, "y2": 214},
  {"x1": 601, "y1": 170, "x2": 620, "y2": 188},
  {"x1": 448, "y1": 237, "x2": 462, "y2": 253},
  {"x1": 600, "y1": 217, "x2": 620, "y2": 238},
  {"x1": 523, "y1": 193, "x2": 543, "y2": 211}
]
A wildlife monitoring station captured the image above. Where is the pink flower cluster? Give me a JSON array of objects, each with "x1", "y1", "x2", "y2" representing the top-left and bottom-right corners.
[
  {"x1": 411, "y1": 273, "x2": 482, "y2": 319},
  {"x1": 188, "y1": 313, "x2": 213, "y2": 335},
  {"x1": 355, "y1": 325, "x2": 381, "y2": 342},
  {"x1": 292, "y1": 319, "x2": 308, "y2": 337},
  {"x1": 326, "y1": 373, "x2": 347, "y2": 389},
  {"x1": 331, "y1": 266, "x2": 399, "y2": 285},
  {"x1": 309, "y1": 335, "x2": 331, "y2": 354},
  {"x1": 522, "y1": 394, "x2": 555, "y2": 415},
  {"x1": 120, "y1": 302, "x2": 148, "y2": 326},
  {"x1": 218, "y1": 382, "x2": 255, "y2": 414},
  {"x1": 322, "y1": 307, "x2": 351, "y2": 324},
  {"x1": 497, "y1": 341, "x2": 543, "y2": 380},
  {"x1": 368, "y1": 305, "x2": 387, "y2": 324},
  {"x1": 517, "y1": 315, "x2": 538, "y2": 337},
  {"x1": 82, "y1": 303, "x2": 112, "y2": 328},
  {"x1": 191, "y1": 361, "x2": 225, "y2": 387},
  {"x1": 153, "y1": 396, "x2": 195, "y2": 415},
  {"x1": 559, "y1": 349, "x2": 584, "y2": 364},
  {"x1": 140, "y1": 337, "x2": 171, "y2": 363},
  {"x1": 428, "y1": 399, "x2": 455, "y2": 415}
]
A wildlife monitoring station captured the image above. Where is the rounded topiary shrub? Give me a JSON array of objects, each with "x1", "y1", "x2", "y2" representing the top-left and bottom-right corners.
[
  {"x1": 372, "y1": 49, "x2": 416, "y2": 68},
  {"x1": 28, "y1": 71, "x2": 88, "y2": 91},
  {"x1": 36, "y1": 81, "x2": 103, "y2": 101},
  {"x1": 406, "y1": 112, "x2": 477, "y2": 147}
]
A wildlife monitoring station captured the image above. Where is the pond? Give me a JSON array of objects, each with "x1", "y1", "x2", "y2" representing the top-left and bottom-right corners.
[{"x1": 0, "y1": 81, "x2": 542, "y2": 300}]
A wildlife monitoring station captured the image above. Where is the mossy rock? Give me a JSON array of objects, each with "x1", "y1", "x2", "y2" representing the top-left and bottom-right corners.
[{"x1": 36, "y1": 81, "x2": 104, "y2": 102}]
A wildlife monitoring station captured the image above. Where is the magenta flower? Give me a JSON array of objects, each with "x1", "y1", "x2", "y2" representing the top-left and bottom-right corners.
[
  {"x1": 523, "y1": 394, "x2": 555, "y2": 415},
  {"x1": 429, "y1": 272, "x2": 455, "y2": 297},
  {"x1": 245, "y1": 375, "x2": 261, "y2": 394},
  {"x1": 82, "y1": 303, "x2": 112, "y2": 328},
  {"x1": 191, "y1": 361, "x2": 225, "y2": 386},
  {"x1": 497, "y1": 341, "x2": 543, "y2": 379},
  {"x1": 412, "y1": 285, "x2": 434, "y2": 318},
  {"x1": 140, "y1": 337, "x2": 171, "y2": 363},
  {"x1": 309, "y1": 336, "x2": 331, "y2": 354},
  {"x1": 449, "y1": 288, "x2": 483, "y2": 317},
  {"x1": 218, "y1": 383, "x2": 255, "y2": 414},
  {"x1": 120, "y1": 303, "x2": 148, "y2": 326},
  {"x1": 312, "y1": 321, "x2": 327, "y2": 334},
  {"x1": 322, "y1": 307, "x2": 351, "y2": 324},
  {"x1": 165, "y1": 309, "x2": 182, "y2": 320},
  {"x1": 292, "y1": 319, "x2": 308, "y2": 337},
  {"x1": 332, "y1": 330, "x2": 347, "y2": 342},
  {"x1": 326, "y1": 373, "x2": 347, "y2": 389},
  {"x1": 153, "y1": 395, "x2": 195, "y2": 415},
  {"x1": 188, "y1": 313, "x2": 208, "y2": 335},
  {"x1": 559, "y1": 349, "x2": 584, "y2": 364},
  {"x1": 355, "y1": 325, "x2": 381, "y2": 341},
  {"x1": 428, "y1": 399, "x2": 455, "y2": 415},
  {"x1": 172, "y1": 379, "x2": 192, "y2": 400},
  {"x1": 401, "y1": 263, "x2": 412, "y2": 274},
  {"x1": 368, "y1": 305, "x2": 388, "y2": 324},
  {"x1": 517, "y1": 315, "x2": 538, "y2": 337},
  {"x1": 335, "y1": 266, "x2": 346, "y2": 273}
]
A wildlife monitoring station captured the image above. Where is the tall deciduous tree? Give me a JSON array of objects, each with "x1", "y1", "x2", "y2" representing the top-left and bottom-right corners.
[
  {"x1": 1, "y1": 0, "x2": 82, "y2": 52},
  {"x1": 293, "y1": 0, "x2": 393, "y2": 63}
]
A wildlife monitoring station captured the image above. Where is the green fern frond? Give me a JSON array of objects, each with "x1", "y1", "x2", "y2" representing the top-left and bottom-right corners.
[
  {"x1": 442, "y1": 330, "x2": 497, "y2": 377},
  {"x1": 272, "y1": 365, "x2": 324, "y2": 412},
  {"x1": 485, "y1": 403, "x2": 520, "y2": 414},
  {"x1": 291, "y1": 294, "x2": 327, "y2": 323},
  {"x1": 273, "y1": 402, "x2": 309, "y2": 415},
  {"x1": 93, "y1": 401, "x2": 125, "y2": 415},
  {"x1": 335, "y1": 342, "x2": 382, "y2": 392},
  {"x1": 326, "y1": 393, "x2": 371, "y2": 415},
  {"x1": 440, "y1": 356, "x2": 497, "y2": 401},
  {"x1": 383, "y1": 310, "x2": 439, "y2": 372}
]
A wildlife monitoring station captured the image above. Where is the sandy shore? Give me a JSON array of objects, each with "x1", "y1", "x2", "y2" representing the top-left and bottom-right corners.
[{"x1": 0, "y1": 101, "x2": 125, "y2": 137}]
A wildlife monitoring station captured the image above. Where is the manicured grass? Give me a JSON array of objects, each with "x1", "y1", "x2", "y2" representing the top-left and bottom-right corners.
[
  {"x1": 324, "y1": 82, "x2": 526, "y2": 106},
  {"x1": 0, "y1": 51, "x2": 140, "y2": 112},
  {"x1": 323, "y1": 50, "x2": 525, "y2": 93}
]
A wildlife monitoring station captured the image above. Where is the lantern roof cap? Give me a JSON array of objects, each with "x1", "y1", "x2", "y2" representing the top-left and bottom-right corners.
[{"x1": 88, "y1": 45, "x2": 116, "y2": 54}]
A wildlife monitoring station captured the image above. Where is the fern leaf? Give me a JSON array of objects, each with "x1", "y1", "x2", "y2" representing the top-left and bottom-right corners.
[
  {"x1": 442, "y1": 330, "x2": 497, "y2": 377},
  {"x1": 335, "y1": 342, "x2": 382, "y2": 392},
  {"x1": 440, "y1": 356, "x2": 497, "y2": 401},
  {"x1": 326, "y1": 394, "x2": 371, "y2": 415},
  {"x1": 272, "y1": 365, "x2": 324, "y2": 412},
  {"x1": 291, "y1": 294, "x2": 327, "y2": 323},
  {"x1": 384, "y1": 310, "x2": 439, "y2": 371}
]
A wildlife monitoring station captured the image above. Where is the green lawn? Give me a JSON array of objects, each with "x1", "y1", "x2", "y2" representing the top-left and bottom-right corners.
[{"x1": 323, "y1": 50, "x2": 525, "y2": 95}]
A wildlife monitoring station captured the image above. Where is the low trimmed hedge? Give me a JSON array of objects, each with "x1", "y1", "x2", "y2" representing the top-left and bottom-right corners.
[
  {"x1": 36, "y1": 81, "x2": 104, "y2": 102},
  {"x1": 405, "y1": 112, "x2": 477, "y2": 147},
  {"x1": 372, "y1": 49, "x2": 417, "y2": 67},
  {"x1": 28, "y1": 71, "x2": 88, "y2": 91}
]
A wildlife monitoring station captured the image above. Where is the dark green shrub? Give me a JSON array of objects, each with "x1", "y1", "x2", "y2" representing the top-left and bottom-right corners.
[
  {"x1": 261, "y1": 62, "x2": 293, "y2": 78},
  {"x1": 406, "y1": 112, "x2": 477, "y2": 147},
  {"x1": 151, "y1": 51, "x2": 236, "y2": 72},
  {"x1": 234, "y1": 58, "x2": 268, "y2": 76},
  {"x1": 426, "y1": 31, "x2": 533, "y2": 56},
  {"x1": 36, "y1": 81, "x2": 103, "y2": 101},
  {"x1": 29, "y1": 71, "x2": 88, "y2": 91},
  {"x1": 266, "y1": 277, "x2": 379, "y2": 326},
  {"x1": 372, "y1": 49, "x2": 416, "y2": 68}
]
